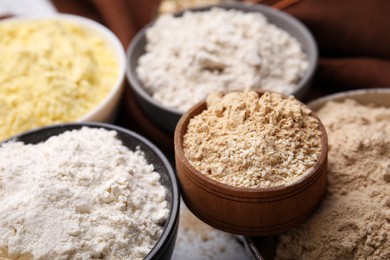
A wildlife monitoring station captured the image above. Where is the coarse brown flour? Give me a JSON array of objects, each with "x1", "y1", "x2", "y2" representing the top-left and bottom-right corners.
[
  {"x1": 0, "y1": 127, "x2": 168, "y2": 259},
  {"x1": 183, "y1": 91, "x2": 321, "y2": 188},
  {"x1": 276, "y1": 99, "x2": 390, "y2": 259}
]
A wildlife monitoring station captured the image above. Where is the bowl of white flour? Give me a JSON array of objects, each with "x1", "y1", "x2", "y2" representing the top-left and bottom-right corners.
[
  {"x1": 126, "y1": 2, "x2": 318, "y2": 134},
  {"x1": 0, "y1": 123, "x2": 180, "y2": 260}
]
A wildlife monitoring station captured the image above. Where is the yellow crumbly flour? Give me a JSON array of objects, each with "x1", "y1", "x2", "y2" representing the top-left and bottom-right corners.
[{"x1": 0, "y1": 19, "x2": 119, "y2": 141}]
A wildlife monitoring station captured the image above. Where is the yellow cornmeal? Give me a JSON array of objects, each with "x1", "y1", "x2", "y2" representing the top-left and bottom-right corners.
[{"x1": 0, "y1": 19, "x2": 119, "y2": 141}]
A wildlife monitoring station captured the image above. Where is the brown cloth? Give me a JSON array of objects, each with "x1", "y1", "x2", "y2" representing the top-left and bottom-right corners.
[
  {"x1": 52, "y1": 0, "x2": 390, "y2": 91},
  {"x1": 51, "y1": 0, "x2": 390, "y2": 152},
  {"x1": 284, "y1": 0, "x2": 390, "y2": 96},
  {"x1": 52, "y1": 0, "x2": 161, "y2": 46}
]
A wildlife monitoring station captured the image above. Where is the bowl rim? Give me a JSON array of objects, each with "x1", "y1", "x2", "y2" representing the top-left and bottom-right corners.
[
  {"x1": 1, "y1": 13, "x2": 126, "y2": 123},
  {"x1": 308, "y1": 88, "x2": 390, "y2": 110},
  {"x1": 126, "y1": 1, "x2": 318, "y2": 116},
  {"x1": 174, "y1": 91, "x2": 328, "y2": 196},
  {"x1": 1, "y1": 122, "x2": 180, "y2": 259}
]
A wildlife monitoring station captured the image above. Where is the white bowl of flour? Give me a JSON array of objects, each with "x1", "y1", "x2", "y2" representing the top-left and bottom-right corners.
[
  {"x1": 126, "y1": 2, "x2": 318, "y2": 134},
  {"x1": 0, "y1": 123, "x2": 180, "y2": 260},
  {"x1": 0, "y1": 14, "x2": 126, "y2": 142}
]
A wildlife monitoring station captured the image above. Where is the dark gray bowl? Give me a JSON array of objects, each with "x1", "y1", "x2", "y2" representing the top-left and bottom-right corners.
[
  {"x1": 1, "y1": 122, "x2": 180, "y2": 260},
  {"x1": 126, "y1": 2, "x2": 318, "y2": 135}
]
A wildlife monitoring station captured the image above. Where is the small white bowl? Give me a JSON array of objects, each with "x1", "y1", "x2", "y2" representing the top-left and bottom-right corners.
[{"x1": 2, "y1": 14, "x2": 126, "y2": 123}]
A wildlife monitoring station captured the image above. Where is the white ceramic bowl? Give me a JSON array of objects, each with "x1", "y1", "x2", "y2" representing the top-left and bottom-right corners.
[{"x1": 2, "y1": 14, "x2": 126, "y2": 123}]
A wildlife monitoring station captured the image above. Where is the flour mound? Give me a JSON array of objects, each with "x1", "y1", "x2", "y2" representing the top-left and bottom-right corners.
[
  {"x1": 0, "y1": 127, "x2": 169, "y2": 260},
  {"x1": 276, "y1": 100, "x2": 390, "y2": 259},
  {"x1": 137, "y1": 7, "x2": 308, "y2": 112}
]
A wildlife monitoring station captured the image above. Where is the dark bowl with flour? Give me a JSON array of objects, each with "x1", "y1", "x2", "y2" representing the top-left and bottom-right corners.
[
  {"x1": 2, "y1": 122, "x2": 180, "y2": 260},
  {"x1": 126, "y1": 2, "x2": 318, "y2": 135}
]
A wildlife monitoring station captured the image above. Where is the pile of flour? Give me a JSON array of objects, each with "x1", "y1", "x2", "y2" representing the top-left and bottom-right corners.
[
  {"x1": 183, "y1": 91, "x2": 321, "y2": 188},
  {"x1": 276, "y1": 99, "x2": 390, "y2": 259},
  {"x1": 0, "y1": 127, "x2": 169, "y2": 259},
  {"x1": 137, "y1": 7, "x2": 308, "y2": 112}
]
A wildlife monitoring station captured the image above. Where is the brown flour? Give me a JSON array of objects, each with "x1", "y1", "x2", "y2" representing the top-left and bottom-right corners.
[
  {"x1": 183, "y1": 91, "x2": 321, "y2": 188},
  {"x1": 276, "y1": 99, "x2": 390, "y2": 259}
]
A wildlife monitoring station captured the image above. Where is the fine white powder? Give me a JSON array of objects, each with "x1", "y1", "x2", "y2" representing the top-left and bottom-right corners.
[
  {"x1": 0, "y1": 127, "x2": 169, "y2": 260},
  {"x1": 136, "y1": 7, "x2": 308, "y2": 112}
]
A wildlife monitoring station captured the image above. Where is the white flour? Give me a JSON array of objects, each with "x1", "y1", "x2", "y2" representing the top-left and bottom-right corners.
[
  {"x1": 137, "y1": 7, "x2": 308, "y2": 112},
  {"x1": 0, "y1": 127, "x2": 169, "y2": 260},
  {"x1": 171, "y1": 202, "x2": 250, "y2": 260}
]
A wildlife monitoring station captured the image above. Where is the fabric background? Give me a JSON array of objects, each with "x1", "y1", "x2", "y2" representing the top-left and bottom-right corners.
[{"x1": 50, "y1": 0, "x2": 390, "y2": 152}]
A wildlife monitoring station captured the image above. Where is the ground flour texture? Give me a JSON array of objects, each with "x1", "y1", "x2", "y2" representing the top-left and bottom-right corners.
[
  {"x1": 276, "y1": 99, "x2": 390, "y2": 259},
  {"x1": 171, "y1": 203, "x2": 248, "y2": 260},
  {"x1": 0, "y1": 20, "x2": 119, "y2": 141},
  {"x1": 136, "y1": 8, "x2": 308, "y2": 112},
  {"x1": 183, "y1": 91, "x2": 321, "y2": 188},
  {"x1": 0, "y1": 127, "x2": 169, "y2": 260}
]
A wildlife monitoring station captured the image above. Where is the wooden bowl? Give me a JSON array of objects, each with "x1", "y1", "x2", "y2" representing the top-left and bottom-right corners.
[{"x1": 174, "y1": 92, "x2": 328, "y2": 236}]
